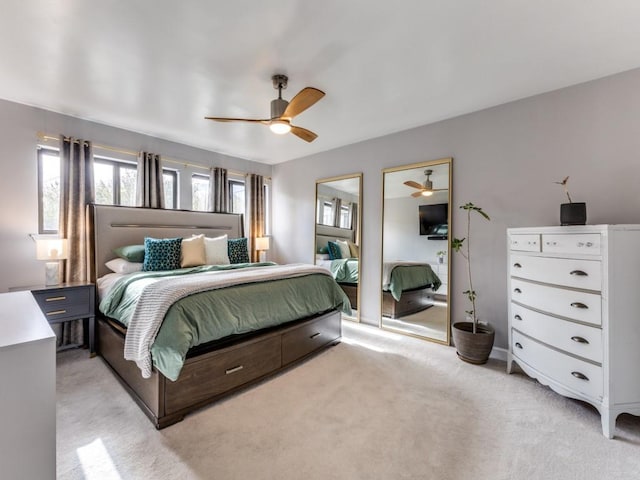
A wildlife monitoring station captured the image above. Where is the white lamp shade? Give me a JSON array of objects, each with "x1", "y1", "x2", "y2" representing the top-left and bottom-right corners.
[
  {"x1": 255, "y1": 237, "x2": 270, "y2": 251},
  {"x1": 36, "y1": 238, "x2": 68, "y2": 260}
]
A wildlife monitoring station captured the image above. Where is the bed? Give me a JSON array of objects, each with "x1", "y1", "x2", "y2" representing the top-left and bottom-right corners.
[
  {"x1": 382, "y1": 262, "x2": 441, "y2": 319},
  {"x1": 90, "y1": 205, "x2": 350, "y2": 429},
  {"x1": 315, "y1": 224, "x2": 359, "y2": 309}
]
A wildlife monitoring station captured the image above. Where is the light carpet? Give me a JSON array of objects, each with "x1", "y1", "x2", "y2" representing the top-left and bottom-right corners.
[{"x1": 57, "y1": 322, "x2": 640, "y2": 479}]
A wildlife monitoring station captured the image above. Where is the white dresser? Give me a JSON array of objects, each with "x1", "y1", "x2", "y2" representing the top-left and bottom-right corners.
[{"x1": 507, "y1": 225, "x2": 640, "y2": 438}]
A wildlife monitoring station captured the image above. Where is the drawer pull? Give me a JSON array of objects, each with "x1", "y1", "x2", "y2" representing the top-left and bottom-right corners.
[
  {"x1": 310, "y1": 332, "x2": 322, "y2": 339},
  {"x1": 569, "y1": 270, "x2": 588, "y2": 277},
  {"x1": 513, "y1": 263, "x2": 522, "y2": 268},
  {"x1": 46, "y1": 309, "x2": 67, "y2": 316},
  {"x1": 45, "y1": 296, "x2": 66, "y2": 302},
  {"x1": 513, "y1": 288, "x2": 522, "y2": 294},
  {"x1": 571, "y1": 371, "x2": 589, "y2": 381},
  {"x1": 571, "y1": 336, "x2": 589, "y2": 344},
  {"x1": 586, "y1": 242, "x2": 594, "y2": 247},
  {"x1": 570, "y1": 302, "x2": 588, "y2": 309},
  {"x1": 225, "y1": 365, "x2": 244, "y2": 375},
  {"x1": 514, "y1": 342, "x2": 523, "y2": 349},
  {"x1": 514, "y1": 314, "x2": 522, "y2": 321}
]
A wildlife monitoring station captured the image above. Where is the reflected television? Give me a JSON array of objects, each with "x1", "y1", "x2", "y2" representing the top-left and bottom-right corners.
[{"x1": 419, "y1": 203, "x2": 448, "y2": 238}]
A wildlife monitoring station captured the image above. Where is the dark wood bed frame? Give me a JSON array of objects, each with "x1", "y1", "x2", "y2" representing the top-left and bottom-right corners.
[
  {"x1": 89, "y1": 205, "x2": 342, "y2": 429},
  {"x1": 382, "y1": 287, "x2": 433, "y2": 319}
]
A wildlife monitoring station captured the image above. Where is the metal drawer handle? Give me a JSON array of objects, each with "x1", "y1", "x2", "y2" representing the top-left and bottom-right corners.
[
  {"x1": 571, "y1": 371, "x2": 589, "y2": 381},
  {"x1": 225, "y1": 365, "x2": 244, "y2": 375},
  {"x1": 514, "y1": 314, "x2": 522, "y2": 321},
  {"x1": 571, "y1": 336, "x2": 589, "y2": 344},
  {"x1": 46, "y1": 309, "x2": 67, "y2": 316},
  {"x1": 570, "y1": 302, "x2": 588, "y2": 309},
  {"x1": 310, "y1": 332, "x2": 322, "y2": 339},
  {"x1": 45, "y1": 296, "x2": 66, "y2": 302},
  {"x1": 513, "y1": 263, "x2": 522, "y2": 268},
  {"x1": 569, "y1": 270, "x2": 588, "y2": 276},
  {"x1": 513, "y1": 288, "x2": 522, "y2": 294},
  {"x1": 514, "y1": 342, "x2": 523, "y2": 349},
  {"x1": 586, "y1": 242, "x2": 594, "y2": 247}
]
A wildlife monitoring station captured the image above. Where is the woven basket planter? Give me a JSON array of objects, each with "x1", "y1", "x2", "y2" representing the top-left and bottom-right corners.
[{"x1": 452, "y1": 322, "x2": 495, "y2": 365}]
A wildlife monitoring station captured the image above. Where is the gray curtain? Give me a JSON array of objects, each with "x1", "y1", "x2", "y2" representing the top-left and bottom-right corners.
[
  {"x1": 351, "y1": 202, "x2": 359, "y2": 244},
  {"x1": 245, "y1": 173, "x2": 265, "y2": 262},
  {"x1": 136, "y1": 152, "x2": 165, "y2": 208},
  {"x1": 332, "y1": 197, "x2": 342, "y2": 227},
  {"x1": 209, "y1": 167, "x2": 229, "y2": 212},
  {"x1": 58, "y1": 135, "x2": 95, "y2": 346}
]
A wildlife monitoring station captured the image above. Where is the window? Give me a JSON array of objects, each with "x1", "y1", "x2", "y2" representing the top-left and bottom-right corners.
[
  {"x1": 191, "y1": 174, "x2": 209, "y2": 211},
  {"x1": 229, "y1": 180, "x2": 245, "y2": 214},
  {"x1": 37, "y1": 148, "x2": 61, "y2": 234},
  {"x1": 320, "y1": 200, "x2": 333, "y2": 225},
  {"x1": 163, "y1": 170, "x2": 178, "y2": 209},
  {"x1": 94, "y1": 157, "x2": 137, "y2": 206},
  {"x1": 339, "y1": 205, "x2": 350, "y2": 229}
]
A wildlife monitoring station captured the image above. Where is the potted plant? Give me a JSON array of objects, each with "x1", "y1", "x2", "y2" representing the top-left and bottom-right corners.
[
  {"x1": 436, "y1": 250, "x2": 446, "y2": 264},
  {"x1": 451, "y1": 202, "x2": 495, "y2": 364},
  {"x1": 555, "y1": 176, "x2": 586, "y2": 225}
]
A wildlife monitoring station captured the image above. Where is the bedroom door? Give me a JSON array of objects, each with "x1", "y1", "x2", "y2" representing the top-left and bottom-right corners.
[{"x1": 380, "y1": 158, "x2": 452, "y2": 344}]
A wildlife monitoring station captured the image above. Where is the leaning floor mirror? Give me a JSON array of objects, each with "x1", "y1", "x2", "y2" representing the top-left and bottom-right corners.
[
  {"x1": 314, "y1": 173, "x2": 363, "y2": 322},
  {"x1": 381, "y1": 158, "x2": 451, "y2": 344}
]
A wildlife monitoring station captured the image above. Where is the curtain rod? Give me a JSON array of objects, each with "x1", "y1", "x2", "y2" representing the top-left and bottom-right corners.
[{"x1": 36, "y1": 132, "x2": 268, "y2": 179}]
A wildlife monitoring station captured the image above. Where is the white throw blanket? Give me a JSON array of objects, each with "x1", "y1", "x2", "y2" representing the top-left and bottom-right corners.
[{"x1": 124, "y1": 263, "x2": 333, "y2": 378}]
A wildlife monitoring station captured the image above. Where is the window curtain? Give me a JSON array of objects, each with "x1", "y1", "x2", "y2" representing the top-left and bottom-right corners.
[
  {"x1": 209, "y1": 167, "x2": 229, "y2": 212},
  {"x1": 58, "y1": 135, "x2": 95, "y2": 346},
  {"x1": 332, "y1": 197, "x2": 342, "y2": 227},
  {"x1": 136, "y1": 152, "x2": 164, "y2": 208},
  {"x1": 245, "y1": 173, "x2": 265, "y2": 262},
  {"x1": 350, "y1": 202, "x2": 359, "y2": 244}
]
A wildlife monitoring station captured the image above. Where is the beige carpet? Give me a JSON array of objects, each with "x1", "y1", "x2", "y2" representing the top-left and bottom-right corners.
[
  {"x1": 57, "y1": 322, "x2": 640, "y2": 479},
  {"x1": 381, "y1": 301, "x2": 448, "y2": 341}
]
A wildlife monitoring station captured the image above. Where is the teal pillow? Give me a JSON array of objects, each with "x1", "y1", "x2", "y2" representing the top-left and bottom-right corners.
[
  {"x1": 142, "y1": 237, "x2": 182, "y2": 271},
  {"x1": 113, "y1": 244, "x2": 145, "y2": 263},
  {"x1": 228, "y1": 237, "x2": 250, "y2": 264},
  {"x1": 327, "y1": 241, "x2": 342, "y2": 260},
  {"x1": 318, "y1": 245, "x2": 329, "y2": 254}
]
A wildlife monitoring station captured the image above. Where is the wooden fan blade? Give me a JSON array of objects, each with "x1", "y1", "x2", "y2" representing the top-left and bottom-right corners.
[
  {"x1": 204, "y1": 117, "x2": 270, "y2": 124},
  {"x1": 411, "y1": 191, "x2": 424, "y2": 198},
  {"x1": 282, "y1": 87, "x2": 325, "y2": 119},
  {"x1": 404, "y1": 180, "x2": 424, "y2": 190},
  {"x1": 290, "y1": 125, "x2": 318, "y2": 143}
]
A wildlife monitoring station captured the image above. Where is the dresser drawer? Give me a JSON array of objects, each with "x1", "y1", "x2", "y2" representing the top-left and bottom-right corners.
[
  {"x1": 166, "y1": 335, "x2": 281, "y2": 414},
  {"x1": 32, "y1": 287, "x2": 92, "y2": 321},
  {"x1": 282, "y1": 312, "x2": 341, "y2": 365},
  {"x1": 512, "y1": 330, "x2": 603, "y2": 399},
  {"x1": 511, "y1": 278, "x2": 601, "y2": 326},
  {"x1": 541, "y1": 233, "x2": 601, "y2": 255},
  {"x1": 510, "y1": 254, "x2": 602, "y2": 291},
  {"x1": 511, "y1": 303, "x2": 602, "y2": 363},
  {"x1": 509, "y1": 234, "x2": 541, "y2": 252}
]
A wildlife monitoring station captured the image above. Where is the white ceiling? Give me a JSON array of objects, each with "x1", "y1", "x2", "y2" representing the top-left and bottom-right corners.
[{"x1": 1, "y1": 1, "x2": 640, "y2": 165}]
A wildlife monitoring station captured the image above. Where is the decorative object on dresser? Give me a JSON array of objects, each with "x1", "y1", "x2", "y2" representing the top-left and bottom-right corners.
[
  {"x1": 507, "y1": 225, "x2": 640, "y2": 438},
  {"x1": 451, "y1": 203, "x2": 495, "y2": 364},
  {"x1": 554, "y1": 176, "x2": 586, "y2": 226},
  {"x1": 35, "y1": 237, "x2": 68, "y2": 285}
]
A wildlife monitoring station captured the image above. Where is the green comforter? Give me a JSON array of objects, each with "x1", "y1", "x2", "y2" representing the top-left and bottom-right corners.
[
  {"x1": 99, "y1": 263, "x2": 350, "y2": 381},
  {"x1": 330, "y1": 258, "x2": 359, "y2": 283},
  {"x1": 386, "y1": 265, "x2": 441, "y2": 302}
]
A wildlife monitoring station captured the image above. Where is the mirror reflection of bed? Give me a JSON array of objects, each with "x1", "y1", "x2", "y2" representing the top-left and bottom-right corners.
[
  {"x1": 314, "y1": 174, "x2": 362, "y2": 321},
  {"x1": 381, "y1": 159, "x2": 451, "y2": 344}
]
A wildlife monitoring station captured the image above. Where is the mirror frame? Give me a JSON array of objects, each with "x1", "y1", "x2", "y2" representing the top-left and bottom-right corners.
[
  {"x1": 314, "y1": 172, "x2": 363, "y2": 322},
  {"x1": 380, "y1": 158, "x2": 452, "y2": 344}
]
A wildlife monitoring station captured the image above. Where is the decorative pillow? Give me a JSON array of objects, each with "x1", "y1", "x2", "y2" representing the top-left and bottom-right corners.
[
  {"x1": 327, "y1": 241, "x2": 342, "y2": 260},
  {"x1": 316, "y1": 253, "x2": 331, "y2": 261},
  {"x1": 348, "y1": 241, "x2": 360, "y2": 258},
  {"x1": 113, "y1": 244, "x2": 145, "y2": 263},
  {"x1": 142, "y1": 237, "x2": 182, "y2": 271},
  {"x1": 336, "y1": 239, "x2": 351, "y2": 259},
  {"x1": 228, "y1": 237, "x2": 250, "y2": 264},
  {"x1": 318, "y1": 245, "x2": 329, "y2": 254},
  {"x1": 105, "y1": 258, "x2": 143, "y2": 274},
  {"x1": 203, "y1": 235, "x2": 230, "y2": 265},
  {"x1": 181, "y1": 234, "x2": 206, "y2": 267}
]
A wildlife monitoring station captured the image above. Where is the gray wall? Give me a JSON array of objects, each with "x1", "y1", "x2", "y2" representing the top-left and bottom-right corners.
[
  {"x1": 272, "y1": 67, "x2": 640, "y2": 350},
  {"x1": 0, "y1": 98, "x2": 271, "y2": 293}
]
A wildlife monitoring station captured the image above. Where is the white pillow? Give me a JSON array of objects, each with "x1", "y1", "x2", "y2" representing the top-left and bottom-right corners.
[
  {"x1": 316, "y1": 253, "x2": 330, "y2": 260},
  {"x1": 182, "y1": 234, "x2": 206, "y2": 267},
  {"x1": 203, "y1": 235, "x2": 230, "y2": 265},
  {"x1": 105, "y1": 258, "x2": 143, "y2": 274},
  {"x1": 336, "y1": 239, "x2": 351, "y2": 259}
]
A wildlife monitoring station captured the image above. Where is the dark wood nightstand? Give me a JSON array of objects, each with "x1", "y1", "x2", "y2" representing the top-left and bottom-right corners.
[{"x1": 19, "y1": 282, "x2": 96, "y2": 355}]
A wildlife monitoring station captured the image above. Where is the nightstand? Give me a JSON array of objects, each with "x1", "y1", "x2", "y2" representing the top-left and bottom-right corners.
[{"x1": 16, "y1": 282, "x2": 96, "y2": 355}]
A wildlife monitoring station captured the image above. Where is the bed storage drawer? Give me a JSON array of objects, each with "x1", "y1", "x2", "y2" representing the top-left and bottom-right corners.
[
  {"x1": 165, "y1": 335, "x2": 281, "y2": 414},
  {"x1": 282, "y1": 311, "x2": 341, "y2": 366}
]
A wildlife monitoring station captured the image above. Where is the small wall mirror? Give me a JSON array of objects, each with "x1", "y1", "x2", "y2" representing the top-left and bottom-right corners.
[
  {"x1": 314, "y1": 173, "x2": 362, "y2": 322},
  {"x1": 381, "y1": 158, "x2": 451, "y2": 343}
]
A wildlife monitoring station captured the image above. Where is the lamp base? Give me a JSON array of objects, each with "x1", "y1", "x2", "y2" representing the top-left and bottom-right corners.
[
  {"x1": 259, "y1": 251, "x2": 267, "y2": 263},
  {"x1": 45, "y1": 262, "x2": 60, "y2": 286}
]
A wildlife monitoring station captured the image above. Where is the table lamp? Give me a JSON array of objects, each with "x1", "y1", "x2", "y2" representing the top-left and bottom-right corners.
[
  {"x1": 255, "y1": 236, "x2": 270, "y2": 262},
  {"x1": 36, "y1": 238, "x2": 68, "y2": 285}
]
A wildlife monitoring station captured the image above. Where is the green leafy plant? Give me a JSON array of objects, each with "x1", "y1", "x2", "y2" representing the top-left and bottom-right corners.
[
  {"x1": 452, "y1": 202, "x2": 490, "y2": 333},
  {"x1": 436, "y1": 250, "x2": 446, "y2": 257},
  {"x1": 554, "y1": 176, "x2": 572, "y2": 203}
]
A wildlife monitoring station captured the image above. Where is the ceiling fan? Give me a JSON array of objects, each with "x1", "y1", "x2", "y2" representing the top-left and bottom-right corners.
[
  {"x1": 404, "y1": 169, "x2": 448, "y2": 197},
  {"x1": 204, "y1": 74, "x2": 325, "y2": 142}
]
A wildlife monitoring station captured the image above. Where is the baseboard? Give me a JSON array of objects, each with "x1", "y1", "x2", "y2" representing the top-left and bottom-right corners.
[{"x1": 490, "y1": 346, "x2": 508, "y2": 362}]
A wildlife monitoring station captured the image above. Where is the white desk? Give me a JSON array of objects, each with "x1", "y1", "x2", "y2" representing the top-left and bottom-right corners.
[{"x1": 0, "y1": 291, "x2": 56, "y2": 479}]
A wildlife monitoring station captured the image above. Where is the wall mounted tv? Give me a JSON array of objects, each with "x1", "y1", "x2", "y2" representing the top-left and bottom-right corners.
[{"x1": 419, "y1": 203, "x2": 448, "y2": 239}]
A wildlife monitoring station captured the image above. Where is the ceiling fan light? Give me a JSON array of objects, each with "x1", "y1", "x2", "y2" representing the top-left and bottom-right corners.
[
  {"x1": 269, "y1": 120, "x2": 291, "y2": 135},
  {"x1": 421, "y1": 190, "x2": 433, "y2": 197}
]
